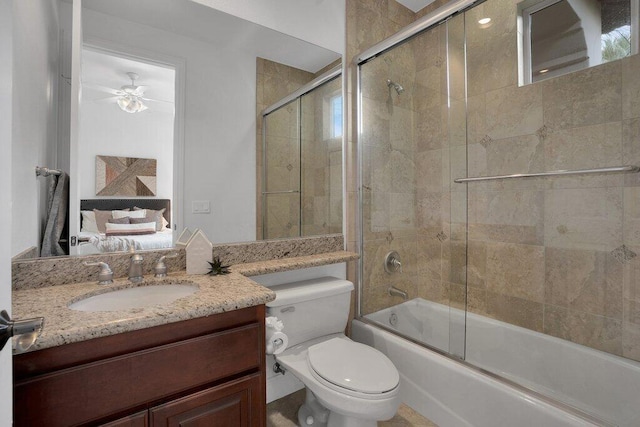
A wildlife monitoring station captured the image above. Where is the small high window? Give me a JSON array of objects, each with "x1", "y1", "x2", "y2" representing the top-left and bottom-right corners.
[{"x1": 330, "y1": 94, "x2": 343, "y2": 139}]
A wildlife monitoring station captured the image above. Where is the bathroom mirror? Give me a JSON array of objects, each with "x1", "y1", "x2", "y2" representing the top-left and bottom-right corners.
[
  {"x1": 13, "y1": 0, "x2": 343, "y2": 259},
  {"x1": 519, "y1": 0, "x2": 639, "y2": 84}
]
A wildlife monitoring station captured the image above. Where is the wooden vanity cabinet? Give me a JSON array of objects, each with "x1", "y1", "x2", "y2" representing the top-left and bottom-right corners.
[{"x1": 13, "y1": 305, "x2": 266, "y2": 427}]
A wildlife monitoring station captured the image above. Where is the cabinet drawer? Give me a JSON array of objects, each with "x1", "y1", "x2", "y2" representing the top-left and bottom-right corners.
[
  {"x1": 14, "y1": 323, "x2": 261, "y2": 426},
  {"x1": 150, "y1": 373, "x2": 263, "y2": 427},
  {"x1": 101, "y1": 411, "x2": 148, "y2": 427}
]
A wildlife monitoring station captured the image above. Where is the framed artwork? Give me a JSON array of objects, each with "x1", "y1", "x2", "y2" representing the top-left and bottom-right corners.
[{"x1": 95, "y1": 155, "x2": 157, "y2": 196}]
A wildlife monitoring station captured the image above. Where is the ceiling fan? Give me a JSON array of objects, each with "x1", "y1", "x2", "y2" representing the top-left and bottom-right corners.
[{"x1": 85, "y1": 72, "x2": 171, "y2": 114}]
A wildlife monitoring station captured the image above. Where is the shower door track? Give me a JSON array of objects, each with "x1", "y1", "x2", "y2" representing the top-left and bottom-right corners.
[{"x1": 355, "y1": 0, "x2": 481, "y2": 65}]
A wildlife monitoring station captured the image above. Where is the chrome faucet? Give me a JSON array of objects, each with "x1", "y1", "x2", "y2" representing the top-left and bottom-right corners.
[
  {"x1": 84, "y1": 261, "x2": 113, "y2": 285},
  {"x1": 128, "y1": 250, "x2": 144, "y2": 283},
  {"x1": 154, "y1": 253, "x2": 178, "y2": 278},
  {"x1": 388, "y1": 285, "x2": 408, "y2": 300}
]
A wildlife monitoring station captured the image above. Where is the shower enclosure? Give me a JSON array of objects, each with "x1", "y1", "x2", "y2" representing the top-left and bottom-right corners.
[
  {"x1": 357, "y1": 0, "x2": 640, "y2": 425},
  {"x1": 261, "y1": 67, "x2": 343, "y2": 240}
]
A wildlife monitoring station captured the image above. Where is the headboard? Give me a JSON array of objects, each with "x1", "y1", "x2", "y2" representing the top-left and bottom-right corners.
[{"x1": 81, "y1": 199, "x2": 171, "y2": 229}]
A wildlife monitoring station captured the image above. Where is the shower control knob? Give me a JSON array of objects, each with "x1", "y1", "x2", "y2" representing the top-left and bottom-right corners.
[{"x1": 384, "y1": 251, "x2": 402, "y2": 274}]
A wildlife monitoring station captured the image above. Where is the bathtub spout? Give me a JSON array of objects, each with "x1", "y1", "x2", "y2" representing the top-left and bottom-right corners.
[{"x1": 388, "y1": 286, "x2": 408, "y2": 300}]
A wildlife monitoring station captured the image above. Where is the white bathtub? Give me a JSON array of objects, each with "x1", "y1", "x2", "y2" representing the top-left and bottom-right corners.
[{"x1": 353, "y1": 298, "x2": 640, "y2": 427}]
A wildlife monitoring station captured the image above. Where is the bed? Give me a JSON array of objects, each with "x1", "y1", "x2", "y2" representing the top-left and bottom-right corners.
[{"x1": 77, "y1": 199, "x2": 173, "y2": 255}]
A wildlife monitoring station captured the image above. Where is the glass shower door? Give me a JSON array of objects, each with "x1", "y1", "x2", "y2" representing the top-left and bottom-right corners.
[
  {"x1": 263, "y1": 99, "x2": 301, "y2": 239},
  {"x1": 300, "y1": 75, "x2": 343, "y2": 236},
  {"x1": 358, "y1": 14, "x2": 468, "y2": 358}
]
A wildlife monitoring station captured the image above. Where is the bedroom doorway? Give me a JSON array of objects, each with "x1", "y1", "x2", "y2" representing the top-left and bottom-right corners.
[{"x1": 68, "y1": 40, "x2": 185, "y2": 255}]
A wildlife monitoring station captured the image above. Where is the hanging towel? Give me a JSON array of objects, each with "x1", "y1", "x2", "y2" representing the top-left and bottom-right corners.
[{"x1": 40, "y1": 172, "x2": 69, "y2": 257}]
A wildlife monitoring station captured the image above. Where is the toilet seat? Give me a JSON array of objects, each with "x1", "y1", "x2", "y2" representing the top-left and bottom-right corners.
[{"x1": 306, "y1": 338, "x2": 399, "y2": 396}]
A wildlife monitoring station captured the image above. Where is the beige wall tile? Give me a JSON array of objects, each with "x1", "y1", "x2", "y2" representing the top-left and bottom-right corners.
[
  {"x1": 622, "y1": 54, "x2": 640, "y2": 120},
  {"x1": 486, "y1": 242, "x2": 545, "y2": 303},
  {"x1": 390, "y1": 192, "x2": 416, "y2": 230},
  {"x1": 467, "y1": 240, "x2": 487, "y2": 288},
  {"x1": 545, "y1": 247, "x2": 622, "y2": 319},
  {"x1": 486, "y1": 84, "x2": 543, "y2": 140},
  {"x1": 622, "y1": 321, "x2": 640, "y2": 362},
  {"x1": 544, "y1": 188, "x2": 623, "y2": 251},
  {"x1": 485, "y1": 291, "x2": 544, "y2": 332},
  {"x1": 469, "y1": 190, "x2": 544, "y2": 245},
  {"x1": 541, "y1": 61, "x2": 622, "y2": 130},
  {"x1": 545, "y1": 122, "x2": 622, "y2": 171},
  {"x1": 544, "y1": 305, "x2": 623, "y2": 356}
]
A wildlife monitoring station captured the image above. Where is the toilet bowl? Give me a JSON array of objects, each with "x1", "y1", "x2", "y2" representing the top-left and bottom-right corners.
[
  {"x1": 276, "y1": 333, "x2": 400, "y2": 427},
  {"x1": 266, "y1": 277, "x2": 401, "y2": 427}
]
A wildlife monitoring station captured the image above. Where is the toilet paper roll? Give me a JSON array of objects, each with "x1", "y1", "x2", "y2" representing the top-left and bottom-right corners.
[{"x1": 266, "y1": 331, "x2": 289, "y2": 355}]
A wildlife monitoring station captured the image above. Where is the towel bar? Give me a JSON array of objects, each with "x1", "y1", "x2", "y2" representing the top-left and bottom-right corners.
[
  {"x1": 454, "y1": 165, "x2": 639, "y2": 183},
  {"x1": 35, "y1": 166, "x2": 62, "y2": 177}
]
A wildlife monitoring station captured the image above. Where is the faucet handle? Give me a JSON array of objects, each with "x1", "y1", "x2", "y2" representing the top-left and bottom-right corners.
[
  {"x1": 84, "y1": 261, "x2": 114, "y2": 285},
  {"x1": 155, "y1": 252, "x2": 178, "y2": 278},
  {"x1": 384, "y1": 251, "x2": 402, "y2": 274}
]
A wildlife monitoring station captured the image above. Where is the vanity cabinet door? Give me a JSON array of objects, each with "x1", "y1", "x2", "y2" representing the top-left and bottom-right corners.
[
  {"x1": 101, "y1": 411, "x2": 149, "y2": 427},
  {"x1": 149, "y1": 373, "x2": 263, "y2": 427}
]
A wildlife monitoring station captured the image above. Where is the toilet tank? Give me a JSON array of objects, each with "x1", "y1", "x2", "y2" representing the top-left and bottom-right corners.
[{"x1": 266, "y1": 276, "x2": 354, "y2": 347}]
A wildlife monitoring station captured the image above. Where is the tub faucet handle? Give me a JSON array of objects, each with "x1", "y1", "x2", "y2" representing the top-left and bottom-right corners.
[
  {"x1": 84, "y1": 261, "x2": 114, "y2": 285},
  {"x1": 384, "y1": 251, "x2": 402, "y2": 274}
]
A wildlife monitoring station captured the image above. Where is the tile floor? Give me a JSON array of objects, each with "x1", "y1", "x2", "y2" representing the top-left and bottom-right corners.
[{"x1": 266, "y1": 389, "x2": 439, "y2": 426}]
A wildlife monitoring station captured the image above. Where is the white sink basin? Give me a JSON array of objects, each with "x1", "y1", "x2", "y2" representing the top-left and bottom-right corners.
[{"x1": 69, "y1": 284, "x2": 198, "y2": 312}]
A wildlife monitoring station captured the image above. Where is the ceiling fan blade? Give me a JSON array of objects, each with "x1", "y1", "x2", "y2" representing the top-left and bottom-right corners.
[
  {"x1": 83, "y1": 82, "x2": 123, "y2": 96},
  {"x1": 131, "y1": 86, "x2": 148, "y2": 97},
  {"x1": 91, "y1": 96, "x2": 119, "y2": 103},
  {"x1": 139, "y1": 96, "x2": 173, "y2": 104}
]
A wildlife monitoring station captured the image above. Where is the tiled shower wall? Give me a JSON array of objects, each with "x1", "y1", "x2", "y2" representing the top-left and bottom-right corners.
[
  {"x1": 463, "y1": 0, "x2": 640, "y2": 361},
  {"x1": 350, "y1": 0, "x2": 640, "y2": 362}
]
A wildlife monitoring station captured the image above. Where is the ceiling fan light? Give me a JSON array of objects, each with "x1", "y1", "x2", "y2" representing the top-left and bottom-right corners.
[
  {"x1": 117, "y1": 95, "x2": 147, "y2": 113},
  {"x1": 117, "y1": 96, "x2": 131, "y2": 111}
]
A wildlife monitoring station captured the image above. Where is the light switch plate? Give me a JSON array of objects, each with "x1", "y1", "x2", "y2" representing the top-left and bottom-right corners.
[{"x1": 192, "y1": 200, "x2": 211, "y2": 214}]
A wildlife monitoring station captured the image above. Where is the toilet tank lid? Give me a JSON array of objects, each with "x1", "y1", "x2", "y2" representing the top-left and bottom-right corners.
[{"x1": 266, "y1": 277, "x2": 354, "y2": 307}]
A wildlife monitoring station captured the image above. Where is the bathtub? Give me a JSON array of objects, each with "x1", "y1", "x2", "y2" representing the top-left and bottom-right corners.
[{"x1": 353, "y1": 298, "x2": 640, "y2": 427}]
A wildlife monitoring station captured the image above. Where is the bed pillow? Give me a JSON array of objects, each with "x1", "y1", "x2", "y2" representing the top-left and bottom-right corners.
[
  {"x1": 134, "y1": 207, "x2": 167, "y2": 231},
  {"x1": 105, "y1": 222, "x2": 157, "y2": 236},
  {"x1": 112, "y1": 209, "x2": 147, "y2": 219},
  {"x1": 81, "y1": 210, "x2": 99, "y2": 233},
  {"x1": 108, "y1": 217, "x2": 130, "y2": 224},
  {"x1": 94, "y1": 209, "x2": 130, "y2": 233}
]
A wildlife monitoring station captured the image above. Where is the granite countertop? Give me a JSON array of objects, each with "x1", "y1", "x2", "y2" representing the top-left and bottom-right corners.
[{"x1": 12, "y1": 250, "x2": 359, "y2": 352}]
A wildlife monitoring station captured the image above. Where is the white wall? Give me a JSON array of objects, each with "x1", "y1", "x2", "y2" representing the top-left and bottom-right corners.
[
  {"x1": 11, "y1": 0, "x2": 60, "y2": 256},
  {"x1": 83, "y1": 9, "x2": 256, "y2": 243},
  {"x1": 192, "y1": 0, "x2": 345, "y2": 54},
  {"x1": 79, "y1": 83, "x2": 175, "y2": 200},
  {"x1": 0, "y1": 1, "x2": 13, "y2": 422}
]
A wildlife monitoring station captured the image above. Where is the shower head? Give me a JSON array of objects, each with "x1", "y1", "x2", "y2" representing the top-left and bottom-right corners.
[{"x1": 387, "y1": 79, "x2": 405, "y2": 95}]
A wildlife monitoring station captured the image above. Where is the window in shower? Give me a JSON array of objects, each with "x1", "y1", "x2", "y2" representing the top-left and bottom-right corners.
[
  {"x1": 518, "y1": 0, "x2": 639, "y2": 84},
  {"x1": 329, "y1": 93, "x2": 343, "y2": 139}
]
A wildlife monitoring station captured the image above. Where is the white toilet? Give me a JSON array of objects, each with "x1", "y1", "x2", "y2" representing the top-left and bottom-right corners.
[{"x1": 267, "y1": 277, "x2": 400, "y2": 427}]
